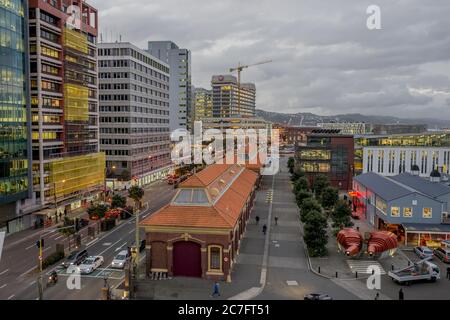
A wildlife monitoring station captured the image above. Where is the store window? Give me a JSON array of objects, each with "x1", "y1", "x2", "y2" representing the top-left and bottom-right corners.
[
  {"x1": 375, "y1": 197, "x2": 387, "y2": 215},
  {"x1": 391, "y1": 207, "x2": 400, "y2": 217},
  {"x1": 403, "y1": 207, "x2": 413, "y2": 218},
  {"x1": 422, "y1": 208, "x2": 432, "y2": 219},
  {"x1": 208, "y1": 246, "x2": 222, "y2": 272}
]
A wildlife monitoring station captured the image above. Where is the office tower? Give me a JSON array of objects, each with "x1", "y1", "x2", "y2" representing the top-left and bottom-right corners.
[
  {"x1": 98, "y1": 42, "x2": 172, "y2": 187},
  {"x1": 193, "y1": 87, "x2": 212, "y2": 120},
  {"x1": 147, "y1": 41, "x2": 192, "y2": 132}
]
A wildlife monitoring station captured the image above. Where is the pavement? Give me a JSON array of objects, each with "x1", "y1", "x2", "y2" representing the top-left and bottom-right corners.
[{"x1": 0, "y1": 181, "x2": 177, "y2": 300}]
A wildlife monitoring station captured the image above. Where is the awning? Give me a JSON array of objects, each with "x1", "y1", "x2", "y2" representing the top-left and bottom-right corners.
[{"x1": 402, "y1": 223, "x2": 450, "y2": 234}]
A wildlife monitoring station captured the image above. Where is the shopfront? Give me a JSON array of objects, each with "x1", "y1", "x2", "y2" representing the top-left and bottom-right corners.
[{"x1": 403, "y1": 223, "x2": 450, "y2": 247}]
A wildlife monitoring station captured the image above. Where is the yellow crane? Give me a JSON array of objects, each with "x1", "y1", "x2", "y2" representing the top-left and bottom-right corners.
[{"x1": 229, "y1": 60, "x2": 272, "y2": 114}]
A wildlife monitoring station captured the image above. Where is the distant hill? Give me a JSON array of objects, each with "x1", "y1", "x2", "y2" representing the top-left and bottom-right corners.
[{"x1": 256, "y1": 109, "x2": 450, "y2": 128}]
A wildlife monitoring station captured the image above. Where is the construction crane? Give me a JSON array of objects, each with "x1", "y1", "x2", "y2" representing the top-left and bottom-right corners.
[{"x1": 229, "y1": 60, "x2": 272, "y2": 114}]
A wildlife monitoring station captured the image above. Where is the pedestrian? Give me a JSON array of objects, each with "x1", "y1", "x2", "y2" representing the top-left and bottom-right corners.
[
  {"x1": 398, "y1": 288, "x2": 404, "y2": 300},
  {"x1": 446, "y1": 267, "x2": 450, "y2": 280},
  {"x1": 262, "y1": 224, "x2": 267, "y2": 235},
  {"x1": 255, "y1": 216, "x2": 260, "y2": 225},
  {"x1": 374, "y1": 292, "x2": 379, "y2": 300},
  {"x1": 211, "y1": 281, "x2": 220, "y2": 297},
  {"x1": 274, "y1": 216, "x2": 278, "y2": 225}
]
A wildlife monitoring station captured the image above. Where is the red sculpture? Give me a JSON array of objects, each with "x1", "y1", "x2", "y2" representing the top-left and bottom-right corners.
[
  {"x1": 337, "y1": 228, "x2": 363, "y2": 256},
  {"x1": 367, "y1": 231, "x2": 398, "y2": 256}
]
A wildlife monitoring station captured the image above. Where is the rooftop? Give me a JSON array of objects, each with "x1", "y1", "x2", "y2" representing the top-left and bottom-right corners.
[
  {"x1": 389, "y1": 173, "x2": 450, "y2": 198},
  {"x1": 354, "y1": 172, "x2": 413, "y2": 201}
]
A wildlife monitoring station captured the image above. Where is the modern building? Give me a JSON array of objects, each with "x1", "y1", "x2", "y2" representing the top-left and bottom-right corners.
[
  {"x1": 370, "y1": 123, "x2": 427, "y2": 135},
  {"x1": 319, "y1": 122, "x2": 369, "y2": 135},
  {"x1": 352, "y1": 172, "x2": 450, "y2": 247},
  {"x1": 98, "y1": 42, "x2": 172, "y2": 188},
  {"x1": 140, "y1": 163, "x2": 259, "y2": 281},
  {"x1": 273, "y1": 124, "x2": 317, "y2": 147},
  {"x1": 26, "y1": 0, "x2": 104, "y2": 227},
  {"x1": 193, "y1": 87, "x2": 212, "y2": 120},
  {"x1": 211, "y1": 75, "x2": 256, "y2": 118},
  {"x1": 362, "y1": 147, "x2": 450, "y2": 177},
  {"x1": 296, "y1": 129, "x2": 354, "y2": 190},
  {"x1": 147, "y1": 41, "x2": 192, "y2": 132},
  {"x1": 199, "y1": 116, "x2": 270, "y2": 132},
  {"x1": 0, "y1": 0, "x2": 32, "y2": 233}
]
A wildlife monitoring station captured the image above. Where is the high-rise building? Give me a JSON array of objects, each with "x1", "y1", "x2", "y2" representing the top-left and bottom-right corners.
[
  {"x1": 193, "y1": 87, "x2": 212, "y2": 120},
  {"x1": 211, "y1": 75, "x2": 255, "y2": 118},
  {"x1": 98, "y1": 42, "x2": 172, "y2": 188},
  {"x1": 0, "y1": 0, "x2": 31, "y2": 233},
  {"x1": 147, "y1": 41, "x2": 192, "y2": 132},
  {"x1": 27, "y1": 0, "x2": 104, "y2": 221}
]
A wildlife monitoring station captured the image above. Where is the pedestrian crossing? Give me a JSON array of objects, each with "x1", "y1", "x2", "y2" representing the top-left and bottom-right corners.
[
  {"x1": 346, "y1": 260, "x2": 386, "y2": 275},
  {"x1": 266, "y1": 189, "x2": 273, "y2": 203}
]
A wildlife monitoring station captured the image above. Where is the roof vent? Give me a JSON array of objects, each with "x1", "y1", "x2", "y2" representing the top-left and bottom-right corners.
[
  {"x1": 410, "y1": 164, "x2": 420, "y2": 176},
  {"x1": 430, "y1": 169, "x2": 441, "y2": 183}
]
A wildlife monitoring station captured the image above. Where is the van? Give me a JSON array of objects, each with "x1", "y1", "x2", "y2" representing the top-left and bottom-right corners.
[{"x1": 62, "y1": 249, "x2": 88, "y2": 268}]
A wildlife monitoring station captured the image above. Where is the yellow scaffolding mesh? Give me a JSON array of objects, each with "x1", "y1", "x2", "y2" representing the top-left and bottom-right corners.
[
  {"x1": 63, "y1": 27, "x2": 88, "y2": 54},
  {"x1": 64, "y1": 83, "x2": 88, "y2": 121},
  {"x1": 49, "y1": 152, "x2": 105, "y2": 198}
]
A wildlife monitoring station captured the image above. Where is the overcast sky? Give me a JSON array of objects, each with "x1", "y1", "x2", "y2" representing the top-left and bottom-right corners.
[{"x1": 91, "y1": 0, "x2": 450, "y2": 119}]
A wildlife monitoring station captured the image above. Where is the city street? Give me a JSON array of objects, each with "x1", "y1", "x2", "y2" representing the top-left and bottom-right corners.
[{"x1": 0, "y1": 181, "x2": 176, "y2": 300}]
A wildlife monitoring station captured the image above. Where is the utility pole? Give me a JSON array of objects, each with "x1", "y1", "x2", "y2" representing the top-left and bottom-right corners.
[
  {"x1": 37, "y1": 236, "x2": 43, "y2": 300},
  {"x1": 134, "y1": 202, "x2": 140, "y2": 279}
]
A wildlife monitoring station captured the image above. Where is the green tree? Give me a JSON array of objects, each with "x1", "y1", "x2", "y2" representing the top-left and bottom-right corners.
[
  {"x1": 300, "y1": 198, "x2": 322, "y2": 223},
  {"x1": 295, "y1": 190, "x2": 313, "y2": 207},
  {"x1": 331, "y1": 199, "x2": 354, "y2": 229},
  {"x1": 290, "y1": 166, "x2": 305, "y2": 182},
  {"x1": 128, "y1": 185, "x2": 144, "y2": 208},
  {"x1": 111, "y1": 194, "x2": 127, "y2": 209},
  {"x1": 87, "y1": 204, "x2": 109, "y2": 220},
  {"x1": 59, "y1": 217, "x2": 76, "y2": 236},
  {"x1": 294, "y1": 177, "x2": 309, "y2": 194},
  {"x1": 287, "y1": 157, "x2": 295, "y2": 174},
  {"x1": 312, "y1": 174, "x2": 330, "y2": 198},
  {"x1": 321, "y1": 186, "x2": 339, "y2": 209},
  {"x1": 303, "y1": 212, "x2": 328, "y2": 257}
]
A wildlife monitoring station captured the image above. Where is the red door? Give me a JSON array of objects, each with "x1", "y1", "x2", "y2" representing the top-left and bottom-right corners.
[{"x1": 173, "y1": 241, "x2": 202, "y2": 277}]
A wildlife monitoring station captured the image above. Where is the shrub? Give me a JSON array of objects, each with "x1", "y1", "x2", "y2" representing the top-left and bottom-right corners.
[
  {"x1": 294, "y1": 177, "x2": 309, "y2": 194},
  {"x1": 295, "y1": 190, "x2": 313, "y2": 207},
  {"x1": 312, "y1": 174, "x2": 330, "y2": 198},
  {"x1": 331, "y1": 199, "x2": 354, "y2": 229},
  {"x1": 300, "y1": 198, "x2": 322, "y2": 223},
  {"x1": 42, "y1": 251, "x2": 65, "y2": 270},
  {"x1": 321, "y1": 186, "x2": 339, "y2": 209},
  {"x1": 87, "y1": 204, "x2": 109, "y2": 220},
  {"x1": 111, "y1": 194, "x2": 126, "y2": 209}
]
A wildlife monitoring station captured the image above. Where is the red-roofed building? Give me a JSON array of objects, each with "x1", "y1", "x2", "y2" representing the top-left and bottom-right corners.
[{"x1": 140, "y1": 163, "x2": 259, "y2": 281}]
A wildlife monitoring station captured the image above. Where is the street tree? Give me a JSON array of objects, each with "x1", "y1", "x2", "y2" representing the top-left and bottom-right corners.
[
  {"x1": 128, "y1": 185, "x2": 144, "y2": 208},
  {"x1": 312, "y1": 174, "x2": 330, "y2": 198},
  {"x1": 290, "y1": 166, "x2": 305, "y2": 182},
  {"x1": 303, "y1": 212, "x2": 328, "y2": 257},
  {"x1": 300, "y1": 198, "x2": 322, "y2": 223},
  {"x1": 294, "y1": 177, "x2": 309, "y2": 194},
  {"x1": 331, "y1": 199, "x2": 354, "y2": 229},
  {"x1": 287, "y1": 157, "x2": 295, "y2": 174},
  {"x1": 296, "y1": 190, "x2": 313, "y2": 207},
  {"x1": 87, "y1": 204, "x2": 109, "y2": 220},
  {"x1": 111, "y1": 194, "x2": 127, "y2": 209},
  {"x1": 321, "y1": 186, "x2": 339, "y2": 210}
]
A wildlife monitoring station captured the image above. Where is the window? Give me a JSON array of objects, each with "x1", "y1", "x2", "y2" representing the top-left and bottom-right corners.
[
  {"x1": 208, "y1": 246, "x2": 222, "y2": 272},
  {"x1": 403, "y1": 207, "x2": 413, "y2": 218},
  {"x1": 423, "y1": 208, "x2": 432, "y2": 219},
  {"x1": 375, "y1": 197, "x2": 387, "y2": 215},
  {"x1": 391, "y1": 207, "x2": 400, "y2": 217}
]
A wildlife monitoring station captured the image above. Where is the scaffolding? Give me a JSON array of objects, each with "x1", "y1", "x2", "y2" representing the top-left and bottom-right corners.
[
  {"x1": 49, "y1": 152, "x2": 105, "y2": 198},
  {"x1": 63, "y1": 27, "x2": 88, "y2": 54},
  {"x1": 64, "y1": 83, "x2": 88, "y2": 121}
]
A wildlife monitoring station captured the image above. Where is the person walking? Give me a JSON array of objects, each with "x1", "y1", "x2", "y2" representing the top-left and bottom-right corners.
[
  {"x1": 262, "y1": 224, "x2": 267, "y2": 235},
  {"x1": 211, "y1": 281, "x2": 220, "y2": 297},
  {"x1": 374, "y1": 292, "x2": 380, "y2": 300},
  {"x1": 446, "y1": 266, "x2": 450, "y2": 280},
  {"x1": 255, "y1": 216, "x2": 260, "y2": 225},
  {"x1": 274, "y1": 216, "x2": 278, "y2": 225},
  {"x1": 398, "y1": 288, "x2": 404, "y2": 300}
]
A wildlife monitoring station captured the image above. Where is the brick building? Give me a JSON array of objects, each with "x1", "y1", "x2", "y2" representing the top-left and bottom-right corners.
[{"x1": 140, "y1": 163, "x2": 259, "y2": 281}]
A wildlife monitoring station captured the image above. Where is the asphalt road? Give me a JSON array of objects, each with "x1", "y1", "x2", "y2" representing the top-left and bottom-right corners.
[{"x1": 0, "y1": 181, "x2": 176, "y2": 300}]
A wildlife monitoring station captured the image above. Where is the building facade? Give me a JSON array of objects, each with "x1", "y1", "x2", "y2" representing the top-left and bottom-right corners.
[
  {"x1": 141, "y1": 163, "x2": 258, "y2": 281},
  {"x1": 370, "y1": 123, "x2": 427, "y2": 135},
  {"x1": 0, "y1": 0, "x2": 32, "y2": 233},
  {"x1": 193, "y1": 87, "x2": 212, "y2": 120},
  {"x1": 211, "y1": 75, "x2": 255, "y2": 118},
  {"x1": 362, "y1": 147, "x2": 450, "y2": 177},
  {"x1": 147, "y1": 41, "x2": 192, "y2": 132},
  {"x1": 26, "y1": 0, "x2": 104, "y2": 226},
  {"x1": 296, "y1": 130, "x2": 354, "y2": 190},
  {"x1": 318, "y1": 122, "x2": 369, "y2": 135},
  {"x1": 353, "y1": 172, "x2": 450, "y2": 247},
  {"x1": 98, "y1": 42, "x2": 171, "y2": 188},
  {"x1": 273, "y1": 124, "x2": 317, "y2": 147}
]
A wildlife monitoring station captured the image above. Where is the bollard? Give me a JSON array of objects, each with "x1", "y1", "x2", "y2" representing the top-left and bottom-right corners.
[
  {"x1": 335, "y1": 271, "x2": 338, "y2": 278},
  {"x1": 392, "y1": 265, "x2": 394, "y2": 271},
  {"x1": 318, "y1": 266, "x2": 321, "y2": 274},
  {"x1": 408, "y1": 261, "x2": 411, "y2": 266},
  {"x1": 355, "y1": 271, "x2": 358, "y2": 278}
]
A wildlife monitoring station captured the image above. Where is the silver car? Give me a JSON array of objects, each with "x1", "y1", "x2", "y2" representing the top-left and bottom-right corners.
[
  {"x1": 414, "y1": 246, "x2": 433, "y2": 259},
  {"x1": 111, "y1": 250, "x2": 130, "y2": 269}
]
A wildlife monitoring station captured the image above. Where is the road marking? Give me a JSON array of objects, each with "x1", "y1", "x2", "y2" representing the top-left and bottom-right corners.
[
  {"x1": 286, "y1": 280, "x2": 299, "y2": 286},
  {"x1": 0, "y1": 284, "x2": 7, "y2": 289},
  {"x1": 103, "y1": 242, "x2": 112, "y2": 246},
  {"x1": 85, "y1": 238, "x2": 98, "y2": 246},
  {"x1": 55, "y1": 235, "x2": 64, "y2": 241},
  {"x1": 346, "y1": 260, "x2": 386, "y2": 275},
  {"x1": 25, "y1": 244, "x2": 35, "y2": 250},
  {"x1": 29, "y1": 280, "x2": 36, "y2": 286},
  {"x1": 128, "y1": 229, "x2": 135, "y2": 234},
  {"x1": 115, "y1": 242, "x2": 128, "y2": 252},
  {"x1": 7, "y1": 294, "x2": 14, "y2": 300},
  {"x1": 43, "y1": 247, "x2": 51, "y2": 252},
  {"x1": 0, "y1": 269, "x2": 9, "y2": 276},
  {"x1": 98, "y1": 238, "x2": 123, "y2": 256},
  {"x1": 19, "y1": 265, "x2": 37, "y2": 277},
  {"x1": 275, "y1": 244, "x2": 280, "y2": 248}
]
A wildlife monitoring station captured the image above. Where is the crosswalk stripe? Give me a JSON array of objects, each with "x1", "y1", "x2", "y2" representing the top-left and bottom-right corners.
[{"x1": 346, "y1": 260, "x2": 386, "y2": 274}]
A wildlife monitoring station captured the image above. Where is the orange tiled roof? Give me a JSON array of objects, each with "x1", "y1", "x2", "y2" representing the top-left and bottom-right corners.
[{"x1": 141, "y1": 164, "x2": 258, "y2": 230}]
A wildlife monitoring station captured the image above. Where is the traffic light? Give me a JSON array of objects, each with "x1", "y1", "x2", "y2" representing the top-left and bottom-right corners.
[{"x1": 36, "y1": 239, "x2": 44, "y2": 249}]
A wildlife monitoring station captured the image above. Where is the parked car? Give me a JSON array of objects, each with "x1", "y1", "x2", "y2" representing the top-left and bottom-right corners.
[
  {"x1": 111, "y1": 250, "x2": 130, "y2": 269},
  {"x1": 433, "y1": 247, "x2": 450, "y2": 263},
  {"x1": 304, "y1": 293, "x2": 333, "y2": 300},
  {"x1": 414, "y1": 246, "x2": 434, "y2": 259},
  {"x1": 78, "y1": 256, "x2": 104, "y2": 274},
  {"x1": 61, "y1": 249, "x2": 88, "y2": 268}
]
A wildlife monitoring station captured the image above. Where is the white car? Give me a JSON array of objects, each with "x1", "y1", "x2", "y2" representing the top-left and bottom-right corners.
[
  {"x1": 111, "y1": 250, "x2": 130, "y2": 269},
  {"x1": 414, "y1": 246, "x2": 433, "y2": 260},
  {"x1": 78, "y1": 256, "x2": 104, "y2": 274}
]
